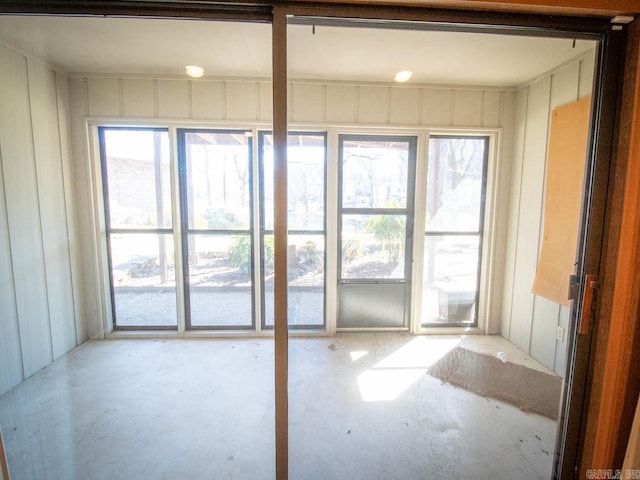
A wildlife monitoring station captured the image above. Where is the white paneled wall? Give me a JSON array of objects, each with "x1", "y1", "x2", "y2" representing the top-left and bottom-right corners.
[
  {"x1": 71, "y1": 76, "x2": 511, "y2": 128},
  {"x1": 501, "y1": 52, "x2": 595, "y2": 375},
  {"x1": 0, "y1": 43, "x2": 80, "y2": 396}
]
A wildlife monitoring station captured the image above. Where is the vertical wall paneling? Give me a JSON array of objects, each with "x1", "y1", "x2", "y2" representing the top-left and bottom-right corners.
[
  {"x1": 87, "y1": 77, "x2": 121, "y2": 117},
  {"x1": 357, "y1": 86, "x2": 388, "y2": 124},
  {"x1": 530, "y1": 296, "x2": 562, "y2": 368},
  {"x1": 0, "y1": 47, "x2": 53, "y2": 378},
  {"x1": 225, "y1": 82, "x2": 257, "y2": 121},
  {"x1": 421, "y1": 88, "x2": 452, "y2": 126},
  {"x1": 579, "y1": 54, "x2": 596, "y2": 98},
  {"x1": 259, "y1": 82, "x2": 273, "y2": 121},
  {"x1": 453, "y1": 89, "x2": 484, "y2": 127},
  {"x1": 551, "y1": 62, "x2": 581, "y2": 106},
  {"x1": 55, "y1": 71, "x2": 82, "y2": 349},
  {"x1": 389, "y1": 87, "x2": 420, "y2": 125},
  {"x1": 191, "y1": 80, "x2": 224, "y2": 120},
  {"x1": 486, "y1": 90, "x2": 516, "y2": 334},
  {"x1": 555, "y1": 306, "x2": 571, "y2": 375},
  {"x1": 69, "y1": 76, "x2": 101, "y2": 341},
  {"x1": 508, "y1": 77, "x2": 552, "y2": 352},
  {"x1": 501, "y1": 88, "x2": 528, "y2": 338},
  {"x1": 529, "y1": 61, "x2": 581, "y2": 369},
  {"x1": 483, "y1": 90, "x2": 502, "y2": 127},
  {"x1": 502, "y1": 52, "x2": 595, "y2": 370},
  {"x1": 28, "y1": 59, "x2": 78, "y2": 360},
  {"x1": 291, "y1": 83, "x2": 324, "y2": 123},
  {"x1": 0, "y1": 139, "x2": 23, "y2": 395},
  {"x1": 157, "y1": 79, "x2": 190, "y2": 119},
  {"x1": 122, "y1": 79, "x2": 155, "y2": 118},
  {"x1": 325, "y1": 84, "x2": 356, "y2": 124}
]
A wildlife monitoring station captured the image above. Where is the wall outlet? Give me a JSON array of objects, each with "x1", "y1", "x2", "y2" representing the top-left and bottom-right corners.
[{"x1": 556, "y1": 326, "x2": 565, "y2": 342}]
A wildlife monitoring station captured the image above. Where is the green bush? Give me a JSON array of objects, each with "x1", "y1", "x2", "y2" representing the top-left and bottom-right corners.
[
  {"x1": 342, "y1": 239, "x2": 361, "y2": 264},
  {"x1": 366, "y1": 215, "x2": 404, "y2": 264},
  {"x1": 298, "y1": 240, "x2": 321, "y2": 267},
  {"x1": 229, "y1": 236, "x2": 252, "y2": 273},
  {"x1": 263, "y1": 236, "x2": 274, "y2": 271},
  {"x1": 229, "y1": 235, "x2": 274, "y2": 274}
]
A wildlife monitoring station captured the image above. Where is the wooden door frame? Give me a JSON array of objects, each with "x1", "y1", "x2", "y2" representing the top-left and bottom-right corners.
[
  {"x1": 1, "y1": 1, "x2": 640, "y2": 478},
  {"x1": 579, "y1": 17, "x2": 640, "y2": 477}
]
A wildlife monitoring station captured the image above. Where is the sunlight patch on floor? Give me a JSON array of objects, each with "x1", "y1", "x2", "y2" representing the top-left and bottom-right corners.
[{"x1": 357, "y1": 336, "x2": 462, "y2": 402}]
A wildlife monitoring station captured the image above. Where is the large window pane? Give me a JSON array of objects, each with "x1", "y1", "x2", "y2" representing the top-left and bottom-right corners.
[
  {"x1": 341, "y1": 139, "x2": 409, "y2": 209},
  {"x1": 263, "y1": 234, "x2": 325, "y2": 328},
  {"x1": 426, "y1": 137, "x2": 487, "y2": 233},
  {"x1": 110, "y1": 233, "x2": 177, "y2": 327},
  {"x1": 187, "y1": 234, "x2": 253, "y2": 328},
  {"x1": 341, "y1": 214, "x2": 406, "y2": 280},
  {"x1": 422, "y1": 235, "x2": 480, "y2": 325},
  {"x1": 262, "y1": 133, "x2": 325, "y2": 231},
  {"x1": 184, "y1": 131, "x2": 251, "y2": 230},
  {"x1": 103, "y1": 129, "x2": 172, "y2": 229}
]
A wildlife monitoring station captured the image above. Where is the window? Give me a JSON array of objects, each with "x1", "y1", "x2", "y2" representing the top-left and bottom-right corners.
[
  {"x1": 100, "y1": 127, "x2": 177, "y2": 329},
  {"x1": 178, "y1": 130, "x2": 255, "y2": 329},
  {"x1": 259, "y1": 132, "x2": 327, "y2": 329},
  {"x1": 421, "y1": 136, "x2": 489, "y2": 327}
]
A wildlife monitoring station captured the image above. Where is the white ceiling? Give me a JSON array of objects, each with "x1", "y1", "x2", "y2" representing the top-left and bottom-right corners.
[{"x1": 0, "y1": 15, "x2": 596, "y2": 86}]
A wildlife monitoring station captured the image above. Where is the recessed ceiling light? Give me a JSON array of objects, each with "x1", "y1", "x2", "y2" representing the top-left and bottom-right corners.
[
  {"x1": 185, "y1": 65, "x2": 204, "y2": 78},
  {"x1": 394, "y1": 70, "x2": 413, "y2": 83}
]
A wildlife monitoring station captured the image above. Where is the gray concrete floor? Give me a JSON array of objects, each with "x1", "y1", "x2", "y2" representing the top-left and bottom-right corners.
[{"x1": 0, "y1": 334, "x2": 557, "y2": 480}]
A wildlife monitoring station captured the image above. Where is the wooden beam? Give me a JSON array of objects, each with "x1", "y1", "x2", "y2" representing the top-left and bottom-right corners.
[
  {"x1": 581, "y1": 17, "x2": 640, "y2": 474},
  {"x1": 288, "y1": 0, "x2": 639, "y2": 17},
  {"x1": 0, "y1": 427, "x2": 9, "y2": 480},
  {"x1": 272, "y1": 6, "x2": 289, "y2": 480}
]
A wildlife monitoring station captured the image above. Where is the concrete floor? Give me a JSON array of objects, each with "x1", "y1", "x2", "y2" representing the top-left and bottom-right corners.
[{"x1": 0, "y1": 334, "x2": 557, "y2": 480}]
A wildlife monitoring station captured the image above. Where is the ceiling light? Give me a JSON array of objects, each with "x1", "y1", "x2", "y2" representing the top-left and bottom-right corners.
[
  {"x1": 185, "y1": 65, "x2": 204, "y2": 78},
  {"x1": 394, "y1": 70, "x2": 413, "y2": 83}
]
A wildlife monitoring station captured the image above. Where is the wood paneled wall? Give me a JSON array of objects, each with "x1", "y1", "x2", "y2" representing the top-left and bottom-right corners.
[
  {"x1": 501, "y1": 52, "x2": 595, "y2": 374},
  {"x1": 0, "y1": 43, "x2": 81, "y2": 396}
]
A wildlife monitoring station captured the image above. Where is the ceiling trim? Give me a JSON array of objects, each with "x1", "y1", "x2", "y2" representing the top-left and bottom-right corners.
[
  {"x1": 0, "y1": 0, "x2": 629, "y2": 29},
  {"x1": 288, "y1": 0, "x2": 639, "y2": 17},
  {"x1": 1, "y1": 0, "x2": 637, "y2": 18},
  {"x1": 0, "y1": 1, "x2": 272, "y2": 21}
]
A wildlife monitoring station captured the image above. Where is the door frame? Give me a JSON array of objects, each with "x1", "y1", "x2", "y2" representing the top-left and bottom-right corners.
[
  {"x1": 1, "y1": 2, "x2": 627, "y2": 478},
  {"x1": 336, "y1": 133, "x2": 418, "y2": 330}
]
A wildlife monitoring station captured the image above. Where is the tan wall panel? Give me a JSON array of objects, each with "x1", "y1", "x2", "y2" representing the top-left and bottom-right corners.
[
  {"x1": 122, "y1": 79, "x2": 155, "y2": 118},
  {"x1": 292, "y1": 83, "x2": 324, "y2": 123},
  {"x1": 483, "y1": 90, "x2": 502, "y2": 127},
  {"x1": 0, "y1": 47, "x2": 53, "y2": 378},
  {"x1": 453, "y1": 89, "x2": 483, "y2": 127},
  {"x1": 191, "y1": 80, "x2": 224, "y2": 120},
  {"x1": 157, "y1": 79, "x2": 189, "y2": 119},
  {"x1": 259, "y1": 81, "x2": 273, "y2": 122},
  {"x1": 358, "y1": 86, "x2": 388, "y2": 124},
  {"x1": 326, "y1": 84, "x2": 356, "y2": 124},
  {"x1": 580, "y1": 53, "x2": 596, "y2": 99},
  {"x1": 226, "y1": 82, "x2": 257, "y2": 121},
  {"x1": 28, "y1": 60, "x2": 77, "y2": 360},
  {"x1": 422, "y1": 88, "x2": 452, "y2": 126},
  {"x1": 88, "y1": 77, "x2": 120, "y2": 117},
  {"x1": 390, "y1": 87, "x2": 420, "y2": 125},
  {"x1": 508, "y1": 78, "x2": 551, "y2": 353}
]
